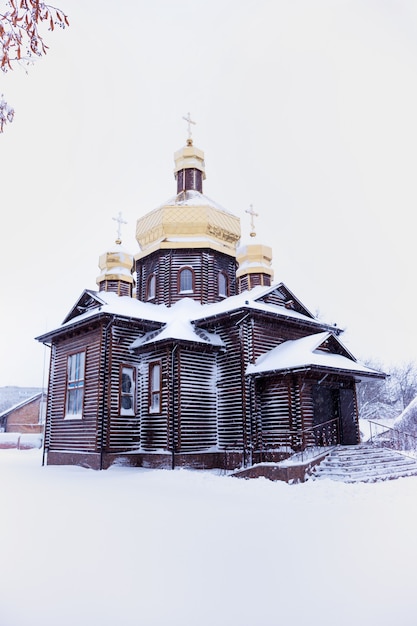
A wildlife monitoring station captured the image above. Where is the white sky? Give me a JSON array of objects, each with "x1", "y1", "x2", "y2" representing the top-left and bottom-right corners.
[{"x1": 1, "y1": 0, "x2": 417, "y2": 387}]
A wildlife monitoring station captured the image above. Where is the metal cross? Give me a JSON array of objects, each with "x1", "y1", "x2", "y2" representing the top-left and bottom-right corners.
[
  {"x1": 182, "y1": 112, "x2": 196, "y2": 141},
  {"x1": 112, "y1": 211, "x2": 127, "y2": 243},
  {"x1": 245, "y1": 204, "x2": 259, "y2": 237}
]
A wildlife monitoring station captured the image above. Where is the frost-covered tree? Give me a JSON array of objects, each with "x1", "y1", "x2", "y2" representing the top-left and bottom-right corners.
[
  {"x1": 357, "y1": 359, "x2": 417, "y2": 421},
  {"x1": 357, "y1": 360, "x2": 397, "y2": 421},
  {"x1": 389, "y1": 361, "x2": 417, "y2": 412},
  {"x1": 0, "y1": 0, "x2": 68, "y2": 131}
]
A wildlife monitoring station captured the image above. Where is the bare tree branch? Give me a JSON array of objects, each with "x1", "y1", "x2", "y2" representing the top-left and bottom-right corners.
[{"x1": 0, "y1": 0, "x2": 69, "y2": 131}]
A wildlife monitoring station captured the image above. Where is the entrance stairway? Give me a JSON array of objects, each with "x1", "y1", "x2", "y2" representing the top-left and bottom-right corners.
[{"x1": 309, "y1": 443, "x2": 417, "y2": 483}]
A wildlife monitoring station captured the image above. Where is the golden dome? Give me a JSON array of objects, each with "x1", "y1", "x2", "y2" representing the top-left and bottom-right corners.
[
  {"x1": 135, "y1": 190, "x2": 241, "y2": 258},
  {"x1": 96, "y1": 243, "x2": 134, "y2": 286},
  {"x1": 236, "y1": 243, "x2": 274, "y2": 280}
]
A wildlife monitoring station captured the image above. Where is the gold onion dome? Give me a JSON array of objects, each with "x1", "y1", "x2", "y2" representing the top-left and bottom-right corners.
[
  {"x1": 96, "y1": 241, "x2": 135, "y2": 286},
  {"x1": 236, "y1": 243, "x2": 274, "y2": 281},
  {"x1": 97, "y1": 212, "x2": 134, "y2": 290},
  {"x1": 135, "y1": 139, "x2": 241, "y2": 258}
]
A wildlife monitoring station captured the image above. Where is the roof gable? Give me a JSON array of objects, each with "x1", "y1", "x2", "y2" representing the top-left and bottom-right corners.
[
  {"x1": 63, "y1": 290, "x2": 106, "y2": 324},
  {"x1": 192, "y1": 283, "x2": 329, "y2": 331},
  {"x1": 314, "y1": 332, "x2": 355, "y2": 359},
  {"x1": 254, "y1": 283, "x2": 315, "y2": 319}
]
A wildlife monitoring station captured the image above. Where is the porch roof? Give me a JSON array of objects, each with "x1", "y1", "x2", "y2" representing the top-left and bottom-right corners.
[{"x1": 246, "y1": 332, "x2": 385, "y2": 380}]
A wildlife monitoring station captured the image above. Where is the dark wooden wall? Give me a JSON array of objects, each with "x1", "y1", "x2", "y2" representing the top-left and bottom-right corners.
[
  {"x1": 177, "y1": 348, "x2": 217, "y2": 451},
  {"x1": 105, "y1": 323, "x2": 143, "y2": 452},
  {"x1": 44, "y1": 291, "x2": 360, "y2": 468},
  {"x1": 45, "y1": 327, "x2": 102, "y2": 453},
  {"x1": 213, "y1": 321, "x2": 246, "y2": 451},
  {"x1": 138, "y1": 345, "x2": 170, "y2": 451},
  {"x1": 253, "y1": 373, "x2": 359, "y2": 452},
  {"x1": 136, "y1": 248, "x2": 237, "y2": 305},
  {"x1": 251, "y1": 317, "x2": 314, "y2": 361},
  {"x1": 238, "y1": 272, "x2": 271, "y2": 292},
  {"x1": 98, "y1": 279, "x2": 132, "y2": 297}
]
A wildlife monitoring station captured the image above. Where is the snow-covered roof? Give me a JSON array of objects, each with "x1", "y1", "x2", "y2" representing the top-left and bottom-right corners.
[
  {"x1": 246, "y1": 332, "x2": 384, "y2": 379},
  {"x1": 192, "y1": 284, "x2": 325, "y2": 328},
  {"x1": 0, "y1": 391, "x2": 44, "y2": 419},
  {"x1": 64, "y1": 290, "x2": 171, "y2": 326},
  {"x1": 130, "y1": 300, "x2": 225, "y2": 349},
  {"x1": 158, "y1": 189, "x2": 234, "y2": 215},
  {"x1": 37, "y1": 283, "x2": 334, "y2": 346}
]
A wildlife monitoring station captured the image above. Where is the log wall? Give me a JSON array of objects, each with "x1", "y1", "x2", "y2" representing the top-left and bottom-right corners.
[
  {"x1": 139, "y1": 346, "x2": 170, "y2": 451},
  {"x1": 251, "y1": 317, "x2": 312, "y2": 361},
  {"x1": 135, "y1": 248, "x2": 237, "y2": 305},
  {"x1": 46, "y1": 327, "x2": 102, "y2": 452},
  {"x1": 106, "y1": 323, "x2": 144, "y2": 452},
  {"x1": 177, "y1": 348, "x2": 217, "y2": 451},
  {"x1": 214, "y1": 322, "x2": 246, "y2": 451}
]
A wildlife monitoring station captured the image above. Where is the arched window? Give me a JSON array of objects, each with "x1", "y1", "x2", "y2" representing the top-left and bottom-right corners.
[
  {"x1": 179, "y1": 267, "x2": 194, "y2": 293},
  {"x1": 218, "y1": 271, "x2": 228, "y2": 298},
  {"x1": 146, "y1": 273, "x2": 156, "y2": 300}
]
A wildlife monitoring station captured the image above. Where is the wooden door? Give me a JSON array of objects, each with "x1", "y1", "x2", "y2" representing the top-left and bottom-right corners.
[
  {"x1": 339, "y1": 388, "x2": 358, "y2": 445},
  {"x1": 312, "y1": 385, "x2": 340, "y2": 446}
]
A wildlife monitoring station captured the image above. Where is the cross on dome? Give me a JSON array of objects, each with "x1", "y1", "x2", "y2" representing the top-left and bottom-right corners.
[
  {"x1": 182, "y1": 112, "x2": 196, "y2": 143},
  {"x1": 112, "y1": 211, "x2": 127, "y2": 244},
  {"x1": 245, "y1": 204, "x2": 259, "y2": 238}
]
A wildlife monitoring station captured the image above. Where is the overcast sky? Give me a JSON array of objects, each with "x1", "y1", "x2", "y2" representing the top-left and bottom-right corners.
[{"x1": 1, "y1": 0, "x2": 417, "y2": 387}]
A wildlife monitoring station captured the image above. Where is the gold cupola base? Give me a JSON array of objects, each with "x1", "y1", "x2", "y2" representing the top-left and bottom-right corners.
[
  {"x1": 97, "y1": 242, "x2": 135, "y2": 297},
  {"x1": 236, "y1": 243, "x2": 274, "y2": 292}
]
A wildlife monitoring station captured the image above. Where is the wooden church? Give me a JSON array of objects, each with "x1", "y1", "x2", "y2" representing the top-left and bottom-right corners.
[{"x1": 36, "y1": 125, "x2": 383, "y2": 471}]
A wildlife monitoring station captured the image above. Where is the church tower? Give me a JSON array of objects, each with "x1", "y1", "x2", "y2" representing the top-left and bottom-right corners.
[
  {"x1": 236, "y1": 243, "x2": 274, "y2": 291},
  {"x1": 236, "y1": 205, "x2": 274, "y2": 292},
  {"x1": 96, "y1": 212, "x2": 135, "y2": 297},
  {"x1": 135, "y1": 117, "x2": 241, "y2": 306}
]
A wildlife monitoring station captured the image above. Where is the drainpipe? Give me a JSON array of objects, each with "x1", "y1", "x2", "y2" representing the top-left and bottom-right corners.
[
  {"x1": 171, "y1": 344, "x2": 178, "y2": 470},
  {"x1": 247, "y1": 372, "x2": 256, "y2": 464},
  {"x1": 41, "y1": 344, "x2": 52, "y2": 467},
  {"x1": 237, "y1": 312, "x2": 250, "y2": 467},
  {"x1": 100, "y1": 317, "x2": 115, "y2": 470},
  {"x1": 168, "y1": 250, "x2": 173, "y2": 307}
]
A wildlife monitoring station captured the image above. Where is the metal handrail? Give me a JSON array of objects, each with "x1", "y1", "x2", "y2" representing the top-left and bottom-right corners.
[
  {"x1": 261, "y1": 418, "x2": 339, "y2": 439},
  {"x1": 297, "y1": 418, "x2": 339, "y2": 462},
  {"x1": 301, "y1": 418, "x2": 339, "y2": 435},
  {"x1": 258, "y1": 418, "x2": 339, "y2": 463},
  {"x1": 368, "y1": 419, "x2": 417, "y2": 456}
]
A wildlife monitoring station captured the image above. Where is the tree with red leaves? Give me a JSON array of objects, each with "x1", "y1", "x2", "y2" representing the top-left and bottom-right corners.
[{"x1": 0, "y1": 0, "x2": 68, "y2": 131}]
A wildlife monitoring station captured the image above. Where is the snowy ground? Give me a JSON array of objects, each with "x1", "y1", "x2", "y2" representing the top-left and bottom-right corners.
[{"x1": 1, "y1": 450, "x2": 417, "y2": 626}]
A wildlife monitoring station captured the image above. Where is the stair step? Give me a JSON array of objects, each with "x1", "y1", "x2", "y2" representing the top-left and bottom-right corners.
[
  {"x1": 322, "y1": 457, "x2": 416, "y2": 468},
  {"x1": 310, "y1": 444, "x2": 417, "y2": 483},
  {"x1": 314, "y1": 467, "x2": 417, "y2": 479}
]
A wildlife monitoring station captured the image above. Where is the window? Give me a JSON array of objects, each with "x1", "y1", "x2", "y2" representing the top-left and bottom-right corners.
[
  {"x1": 179, "y1": 267, "x2": 194, "y2": 293},
  {"x1": 146, "y1": 273, "x2": 156, "y2": 300},
  {"x1": 65, "y1": 351, "x2": 85, "y2": 419},
  {"x1": 120, "y1": 366, "x2": 136, "y2": 416},
  {"x1": 218, "y1": 271, "x2": 228, "y2": 297},
  {"x1": 149, "y1": 361, "x2": 161, "y2": 414}
]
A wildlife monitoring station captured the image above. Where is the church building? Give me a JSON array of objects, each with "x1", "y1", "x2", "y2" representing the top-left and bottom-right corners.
[{"x1": 36, "y1": 123, "x2": 383, "y2": 471}]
